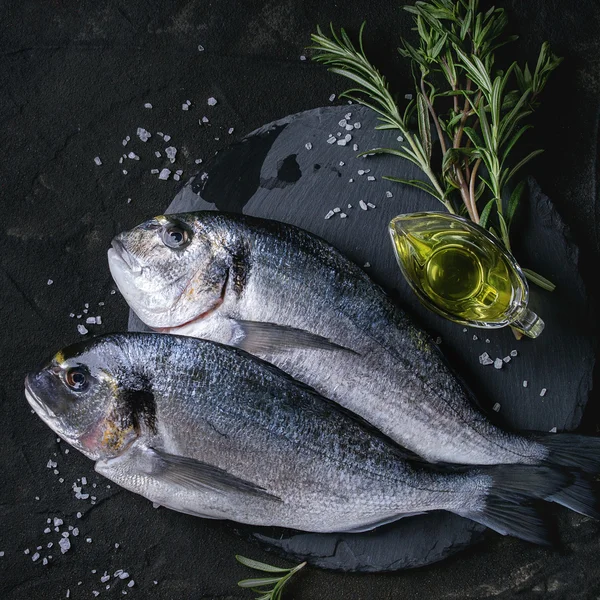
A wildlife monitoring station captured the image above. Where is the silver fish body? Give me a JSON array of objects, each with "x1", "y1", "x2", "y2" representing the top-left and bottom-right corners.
[
  {"x1": 23, "y1": 333, "x2": 567, "y2": 542},
  {"x1": 108, "y1": 213, "x2": 600, "y2": 473}
]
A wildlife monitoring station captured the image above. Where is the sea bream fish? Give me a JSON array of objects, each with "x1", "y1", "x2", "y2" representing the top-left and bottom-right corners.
[
  {"x1": 23, "y1": 333, "x2": 583, "y2": 543},
  {"x1": 108, "y1": 212, "x2": 600, "y2": 473}
]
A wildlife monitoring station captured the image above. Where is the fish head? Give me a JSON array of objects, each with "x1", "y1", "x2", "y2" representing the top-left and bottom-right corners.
[
  {"x1": 25, "y1": 336, "x2": 146, "y2": 461},
  {"x1": 108, "y1": 214, "x2": 229, "y2": 328}
]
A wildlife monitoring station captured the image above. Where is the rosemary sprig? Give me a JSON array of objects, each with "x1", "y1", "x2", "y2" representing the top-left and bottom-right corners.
[
  {"x1": 310, "y1": 0, "x2": 562, "y2": 291},
  {"x1": 236, "y1": 555, "x2": 306, "y2": 600}
]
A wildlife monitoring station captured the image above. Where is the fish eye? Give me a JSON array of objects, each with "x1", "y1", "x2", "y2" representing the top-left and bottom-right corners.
[
  {"x1": 65, "y1": 366, "x2": 89, "y2": 391},
  {"x1": 161, "y1": 225, "x2": 190, "y2": 249}
]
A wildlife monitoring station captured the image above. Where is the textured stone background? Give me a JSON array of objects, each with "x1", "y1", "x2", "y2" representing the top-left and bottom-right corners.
[{"x1": 1, "y1": 1, "x2": 599, "y2": 598}]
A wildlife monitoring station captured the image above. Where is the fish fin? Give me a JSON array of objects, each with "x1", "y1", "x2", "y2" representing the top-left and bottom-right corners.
[
  {"x1": 462, "y1": 496, "x2": 557, "y2": 546},
  {"x1": 484, "y1": 464, "x2": 570, "y2": 502},
  {"x1": 339, "y1": 512, "x2": 426, "y2": 533},
  {"x1": 547, "y1": 472, "x2": 600, "y2": 519},
  {"x1": 536, "y1": 433, "x2": 600, "y2": 474},
  {"x1": 233, "y1": 320, "x2": 358, "y2": 356},
  {"x1": 144, "y1": 447, "x2": 282, "y2": 502}
]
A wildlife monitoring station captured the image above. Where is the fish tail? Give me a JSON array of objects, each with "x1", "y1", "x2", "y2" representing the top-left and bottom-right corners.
[
  {"x1": 458, "y1": 464, "x2": 569, "y2": 544},
  {"x1": 487, "y1": 463, "x2": 600, "y2": 520},
  {"x1": 463, "y1": 496, "x2": 557, "y2": 546},
  {"x1": 548, "y1": 471, "x2": 600, "y2": 519},
  {"x1": 537, "y1": 433, "x2": 600, "y2": 474}
]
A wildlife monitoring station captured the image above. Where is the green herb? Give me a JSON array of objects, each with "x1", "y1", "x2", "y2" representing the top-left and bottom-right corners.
[
  {"x1": 236, "y1": 554, "x2": 306, "y2": 600},
  {"x1": 310, "y1": 0, "x2": 561, "y2": 291}
]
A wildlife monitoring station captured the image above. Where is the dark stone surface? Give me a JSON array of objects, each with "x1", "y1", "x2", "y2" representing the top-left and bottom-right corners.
[{"x1": 1, "y1": 0, "x2": 599, "y2": 598}]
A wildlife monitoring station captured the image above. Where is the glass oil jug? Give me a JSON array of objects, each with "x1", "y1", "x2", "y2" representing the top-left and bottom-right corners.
[{"x1": 389, "y1": 212, "x2": 544, "y2": 338}]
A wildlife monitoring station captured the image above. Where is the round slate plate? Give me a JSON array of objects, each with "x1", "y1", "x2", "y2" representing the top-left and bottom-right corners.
[{"x1": 128, "y1": 105, "x2": 595, "y2": 572}]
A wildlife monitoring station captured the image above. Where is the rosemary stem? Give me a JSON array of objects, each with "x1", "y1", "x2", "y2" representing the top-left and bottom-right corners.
[{"x1": 421, "y1": 76, "x2": 448, "y2": 156}]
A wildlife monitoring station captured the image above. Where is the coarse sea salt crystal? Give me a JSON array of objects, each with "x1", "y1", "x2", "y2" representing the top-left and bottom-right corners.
[
  {"x1": 128, "y1": 581, "x2": 135, "y2": 588},
  {"x1": 359, "y1": 200, "x2": 368, "y2": 211},
  {"x1": 228, "y1": 127, "x2": 234, "y2": 134},
  {"x1": 345, "y1": 124, "x2": 354, "y2": 131},
  {"x1": 93, "y1": 157, "x2": 102, "y2": 166},
  {"x1": 337, "y1": 139, "x2": 347, "y2": 146},
  {"x1": 386, "y1": 191, "x2": 393, "y2": 198},
  {"x1": 339, "y1": 119, "x2": 347, "y2": 127},
  {"x1": 367, "y1": 202, "x2": 376, "y2": 209},
  {"x1": 523, "y1": 380, "x2": 528, "y2": 387},
  {"x1": 364, "y1": 262, "x2": 371, "y2": 268},
  {"x1": 348, "y1": 178, "x2": 354, "y2": 183},
  {"x1": 333, "y1": 207, "x2": 341, "y2": 213},
  {"x1": 549, "y1": 427, "x2": 557, "y2": 433},
  {"x1": 173, "y1": 174, "x2": 180, "y2": 181},
  {"x1": 59, "y1": 538, "x2": 70, "y2": 554},
  {"x1": 198, "y1": 44, "x2": 205, "y2": 52},
  {"x1": 159, "y1": 168, "x2": 171, "y2": 180},
  {"x1": 493, "y1": 403, "x2": 501, "y2": 412},
  {"x1": 397, "y1": 135, "x2": 404, "y2": 142},
  {"x1": 182, "y1": 103, "x2": 189, "y2": 110},
  {"x1": 305, "y1": 142, "x2": 312, "y2": 150},
  {"x1": 339, "y1": 213, "x2": 347, "y2": 219},
  {"x1": 47, "y1": 279, "x2": 53, "y2": 285},
  {"x1": 163, "y1": 134, "x2": 171, "y2": 142},
  {"x1": 353, "y1": 144, "x2": 358, "y2": 151},
  {"x1": 44, "y1": 528, "x2": 51, "y2": 534},
  {"x1": 472, "y1": 334, "x2": 478, "y2": 341},
  {"x1": 86, "y1": 317, "x2": 96, "y2": 325},
  {"x1": 358, "y1": 170, "x2": 365, "y2": 176},
  {"x1": 353, "y1": 122, "x2": 361, "y2": 129},
  {"x1": 493, "y1": 358, "x2": 503, "y2": 369},
  {"x1": 327, "y1": 137, "x2": 336, "y2": 144},
  {"x1": 404, "y1": 93, "x2": 413, "y2": 100},
  {"x1": 144, "y1": 103, "x2": 152, "y2": 109},
  {"x1": 367, "y1": 176, "x2": 375, "y2": 181},
  {"x1": 339, "y1": 161, "x2": 345, "y2": 166},
  {"x1": 479, "y1": 352, "x2": 493, "y2": 366},
  {"x1": 503, "y1": 356, "x2": 511, "y2": 363},
  {"x1": 101, "y1": 573, "x2": 110, "y2": 583},
  {"x1": 510, "y1": 350, "x2": 518, "y2": 357},
  {"x1": 165, "y1": 146, "x2": 177, "y2": 162},
  {"x1": 329, "y1": 94, "x2": 336, "y2": 102},
  {"x1": 207, "y1": 97, "x2": 217, "y2": 106},
  {"x1": 540, "y1": 388, "x2": 547, "y2": 397},
  {"x1": 32, "y1": 552, "x2": 40, "y2": 562},
  {"x1": 72, "y1": 528, "x2": 79, "y2": 537},
  {"x1": 136, "y1": 128, "x2": 151, "y2": 142},
  {"x1": 77, "y1": 324, "x2": 88, "y2": 335},
  {"x1": 96, "y1": 316, "x2": 102, "y2": 325},
  {"x1": 348, "y1": 204, "x2": 352, "y2": 209},
  {"x1": 150, "y1": 169, "x2": 159, "y2": 174},
  {"x1": 324, "y1": 210, "x2": 334, "y2": 220}
]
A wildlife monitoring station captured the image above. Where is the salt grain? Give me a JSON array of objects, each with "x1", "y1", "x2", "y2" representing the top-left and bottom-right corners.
[
  {"x1": 77, "y1": 324, "x2": 88, "y2": 335},
  {"x1": 324, "y1": 211, "x2": 334, "y2": 220},
  {"x1": 479, "y1": 352, "x2": 493, "y2": 366},
  {"x1": 327, "y1": 137, "x2": 336, "y2": 144},
  {"x1": 59, "y1": 537, "x2": 71, "y2": 554},
  {"x1": 353, "y1": 144, "x2": 358, "y2": 151},
  {"x1": 86, "y1": 538, "x2": 92, "y2": 543},
  {"x1": 336, "y1": 139, "x2": 347, "y2": 146},
  {"x1": 163, "y1": 134, "x2": 171, "y2": 142},
  {"x1": 86, "y1": 317, "x2": 96, "y2": 325},
  {"x1": 492, "y1": 403, "x2": 501, "y2": 412},
  {"x1": 493, "y1": 358, "x2": 503, "y2": 369},
  {"x1": 47, "y1": 279, "x2": 53, "y2": 285},
  {"x1": 32, "y1": 552, "x2": 40, "y2": 562},
  {"x1": 358, "y1": 169, "x2": 365, "y2": 176},
  {"x1": 549, "y1": 427, "x2": 557, "y2": 433},
  {"x1": 338, "y1": 119, "x2": 347, "y2": 127},
  {"x1": 523, "y1": 380, "x2": 528, "y2": 387},
  {"x1": 228, "y1": 127, "x2": 234, "y2": 134},
  {"x1": 127, "y1": 581, "x2": 134, "y2": 588},
  {"x1": 364, "y1": 262, "x2": 371, "y2": 268},
  {"x1": 367, "y1": 203, "x2": 376, "y2": 209},
  {"x1": 136, "y1": 127, "x2": 151, "y2": 142},
  {"x1": 359, "y1": 200, "x2": 368, "y2": 210},
  {"x1": 150, "y1": 169, "x2": 159, "y2": 174},
  {"x1": 329, "y1": 94, "x2": 336, "y2": 102},
  {"x1": 198, "y1": 44, "x2": 205, "y2": 52},
  {"x1": 207, "y1": 97, "x2": 217, "y2": 106},
  {"x1": 93, "y1": 157, "x2": 102, "y2": 166},
  {"x1": 339, "y1": 161, "x2": 345, "y2": 166},
  {"x1": 127, "y1": 152, "x2": 140, "y2": 160},
  {"x1": 182, "y1": 103, "x2": 189, "y2": 111},
  {"x1": 472, "y1": 334, "x2": 478, "y2": 341},
  {"x1": 397, "y1": 135, "x2": 404, "y2": 142},
  {"x1": 503, "y1": 356, "x2": 511, "y2": 363},
  {"x1": 339, "y1": 213, "x2": 347, "y2": 219},
  {"x1": 404, "y1": 93, "x2": 413, "y2": 100},
  {"x1": 305, "y1": 142, "x2": 312, "y2": 150},
  {"x1": 165, "y1": 146, "x2": 177, "y2": 163},
  {"x1": 144, "y1": 103, "x2": 152, "y2": 109},
  {"x1": 353, "y1": 122, "x2": 361, "y2": 129},
  {"x1": 386, "y1": 191, "x2": 393, "y2": 198},
  {"x1": 510, "y1": 350, "x2": 518, "y2": 357},
  {"x1": 158, "y1": 168, "x2": 171, "y2": 180},
  {"x1": 348, "y1": 178, "x2": 354, "y2": 183},
  {"x1": 540, "y1": 388, "x2": 547, "y2": 397}
]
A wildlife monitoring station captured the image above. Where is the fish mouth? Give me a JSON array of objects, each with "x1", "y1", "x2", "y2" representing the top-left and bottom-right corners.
[
  {"x1": 109, "y1": 239, "x2": 142, "y2": 275},
  {"x1": 24, "y1": 374, "x2": 58, "y2": 424}
]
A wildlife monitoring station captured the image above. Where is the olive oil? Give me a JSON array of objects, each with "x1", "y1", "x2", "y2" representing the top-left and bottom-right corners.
[{"x1": 389, "y1": 212, "x2": 544, "y2": 337}]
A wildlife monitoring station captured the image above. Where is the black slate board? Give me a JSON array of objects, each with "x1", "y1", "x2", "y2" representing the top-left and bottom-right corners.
[{"x1": 128, "y1": 105, "x2": 595, "y2": 571}]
